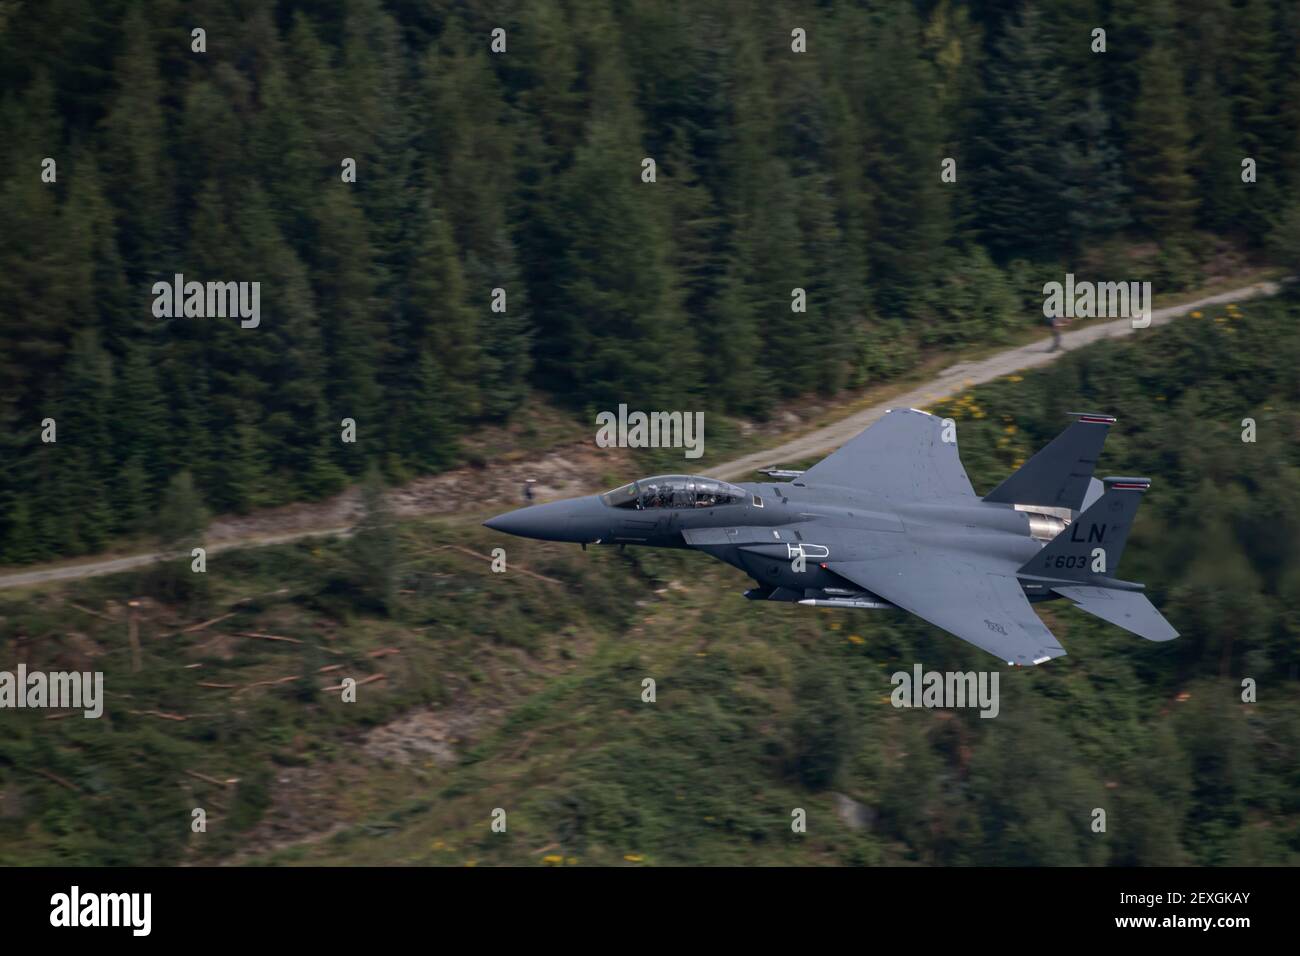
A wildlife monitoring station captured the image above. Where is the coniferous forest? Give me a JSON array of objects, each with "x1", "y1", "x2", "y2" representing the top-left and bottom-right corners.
[
  {"x1": 2, "y1": 0, "x2": 1300, "y2": 878},
  {"x1": 2, "y1": 0, "x2": 1299, "y2": 562}
]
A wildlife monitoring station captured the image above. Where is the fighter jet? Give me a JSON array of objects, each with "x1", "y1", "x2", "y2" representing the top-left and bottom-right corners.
[{"x1": 484, "y1": 409, "x2": 1178, "y2": 665}]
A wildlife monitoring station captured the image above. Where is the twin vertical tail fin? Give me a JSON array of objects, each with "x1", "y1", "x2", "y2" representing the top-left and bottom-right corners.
[
  {"x1": 1020, "y1": 476, "x2": 1149, "y2": 582},
  {"x1": 984, "y1": 413, "x2": 1115, "y2": 512},
  {"x1": 1020, "y1": 476, "x2": 1179, "y2": 642}
]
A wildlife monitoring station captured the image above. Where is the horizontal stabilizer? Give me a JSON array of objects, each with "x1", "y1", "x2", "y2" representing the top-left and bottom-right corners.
[{"x1": 1052, "y1": 585, "x2": 1178, "y2": 641}]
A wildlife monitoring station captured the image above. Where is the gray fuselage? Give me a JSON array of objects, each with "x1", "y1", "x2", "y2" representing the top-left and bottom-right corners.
[{"x1": 484, "y1": 475, "x2": 1052, "y2": 605}]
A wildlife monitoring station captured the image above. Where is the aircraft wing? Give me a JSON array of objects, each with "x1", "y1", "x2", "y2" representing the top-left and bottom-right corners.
[
  {"x1": 801, "y1": 408, "x2": 976, "y2": 499},
  {"x1": 828, "y1": 549, "x2": 1067, "y2": 665}
]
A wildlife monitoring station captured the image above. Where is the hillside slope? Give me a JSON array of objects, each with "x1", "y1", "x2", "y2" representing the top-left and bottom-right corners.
[{"x1": 2, "y1": 296, "x2": 1298, "y2": 866}]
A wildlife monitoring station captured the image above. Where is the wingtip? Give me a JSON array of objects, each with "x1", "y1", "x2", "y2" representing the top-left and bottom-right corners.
[{"x1": 1028, "y1": 647, "x2": 1068, "y2": 666}]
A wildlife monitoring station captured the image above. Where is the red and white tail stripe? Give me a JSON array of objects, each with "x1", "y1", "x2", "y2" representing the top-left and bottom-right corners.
[{"x1": 1104, "y1": 476, "x2": 1151, "y2": 492}]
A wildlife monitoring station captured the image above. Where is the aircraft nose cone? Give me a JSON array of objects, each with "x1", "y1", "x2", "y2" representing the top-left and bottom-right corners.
[
  {"x1": 483, "y1": 497, "x2": 604, "y2": 542},
  {"x1": 482, "y1": 513, "x2": 509, "y2": 532},
  {"x1": 482, "y1": 508, "x2": 540, "y2": 538}
]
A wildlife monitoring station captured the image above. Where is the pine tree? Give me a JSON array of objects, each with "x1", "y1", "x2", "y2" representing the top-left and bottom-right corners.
[
  {"x1": 861, "y1": 4, "x2": 952, "y2": 309},
  {"x1": 1189, "y1": 71, "x2": 1240, "y2": 233},
  {"x1": 116, "y1": 456, "x2": 150, "y2": 535},
  {"x1": 0, "y1": 77, "x2": 81, "y2": 426},
  {"x1": 720, "y1": 28, "x2": 815, "y2": 394},
  {"x1": 149, "y1": 469, "x2": 211, "y2": 605},
  {"x1": 252, "y1": 59, "x2": 321, "y2": 262},
  {"x1": 284, "y1": 12, "x2": 349, "y2": 165},
  {"x1": 1128, "y1": 43, "x2": 1199, "y2": 238},
  {"x1": 972, "y1": 4, "x2": 1068, "y2": 259},
  {"x1": 63, "y1": 153, "x2": 131, "y2": 349},
  {"x1": 112, "y1": 343, "x2": 167, "y2": 491},
  {"x1": 465, "y1": 229, "x2": 534, "y2": 422},
  {"x1": 1103, "y1": 0, "x2": 1179, "y2": 130},
  {"x1": 212, "y1": 423, "x2": 272, "y2": 515},
  {"x1": 663, "y1": 140, "x2": 756, "y2": 410},
  {"x1": 59, "y1": 329, "x2": 116, "y2": 550},
  {"x1": 405, "y1": 195, "x2": 481, "y2": 422},
  {"x1": 1277, "y1": 4, "x2": 1300, "y2": 197},
  {"x1": 545, "y1": 114, "x2": 698, "y2": 408},
  {"x1": 706, "y1": 248, "x2": 769, "y2": 415},
  {"x1": 1059, "y1": 91, "x2": 1131, "y2": 249},
  {"x1": 246, "y1": 190, "x2": 345, "y2": 502},
  {"x1": 744, "y1": 158, "x2": 815, "y2": 392},
  {"x1": 1228, "y1": 0, "x2": 1281, "y2": 238},
  {"x1": 312, "y1": 187, "x2": 383, "y2": 469},
  {"x1": 341, "y1": 0, "x2": 417, "y2": 297},
  {"x1": 418, "y1": 33, "x2": 532, "y2": 421},
  {"x1": 99, "y1": 2, "x2": 172, "y2": 279},
  {"x1": 920, "y1": 0, "x2": 987, "y2": 246},
  {"x1": 795, "y1": 170, "x2": 858, "y2": 394}
]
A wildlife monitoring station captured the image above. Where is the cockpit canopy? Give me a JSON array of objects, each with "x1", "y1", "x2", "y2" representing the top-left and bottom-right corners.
[{"x1": 601, "y1": 475, "x2": 748, "y2": 510}]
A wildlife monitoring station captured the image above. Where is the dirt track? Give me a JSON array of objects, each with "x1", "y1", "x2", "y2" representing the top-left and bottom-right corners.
[
  {"x1": 706, "y1": 280, "x2": 1280, "y2": 481},
  {"x1": 0, "y1": 279, "x2": 1280, "y2": 592}
]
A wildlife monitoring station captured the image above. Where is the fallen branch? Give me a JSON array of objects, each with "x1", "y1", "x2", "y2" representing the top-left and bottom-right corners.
[
  {"x1": 128, "y1": 709, "x2": 188, "y2": 721},
  {"x1": 34, "y1": 768, "x2": 81, "y2": 792},
  {"x1": 184, "y1": 769, "x2": 239, "y2": 788},
  {"x1": 237, "y1": 632, "x2": 343, "y2": 655},
  {"x1": 68, "y1": 602, "x2": 115, "y2": 622},
  {"x1": 239, "y1": 631, "x2": 304, "y2": 645},
  {"x1": 233, "y1": 674, "x2": 302, "y2": 696},
  {"x1": 158, "y1": 612, "x2": 238, "y2": 639},
  {"x1": 231, "y1": 588, "x2": 290, "y2": 606}
]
